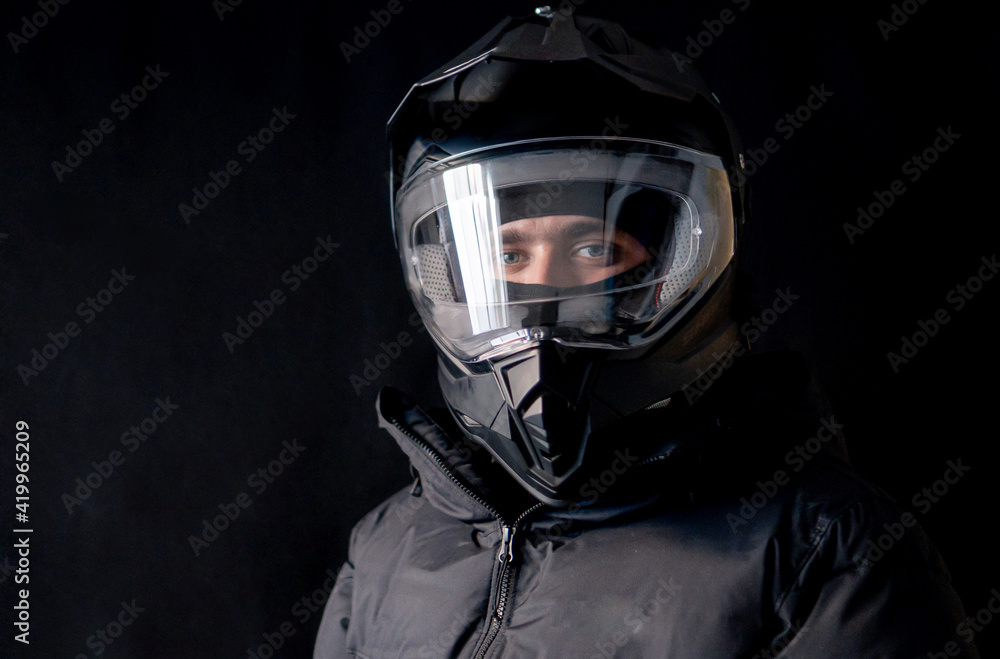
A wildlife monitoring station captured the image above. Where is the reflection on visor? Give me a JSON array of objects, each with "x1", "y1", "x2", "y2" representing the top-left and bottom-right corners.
[
  {"x1": 397, "y1": 139, "x2": 735, "y2": 360},
  {"x1": 441, "y1": 163, "x2": 508, "y2": 335}
]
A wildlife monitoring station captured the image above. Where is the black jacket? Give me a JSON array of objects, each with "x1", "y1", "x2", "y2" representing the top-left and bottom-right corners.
[{"x1": 315, "y1": 355, "x2": 978, "y2": 658}]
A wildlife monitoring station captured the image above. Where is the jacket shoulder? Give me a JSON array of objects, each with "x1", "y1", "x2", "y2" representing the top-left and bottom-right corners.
[
  {"x1": 774, "y1": 456, "x2": 949, "y2": 588},
  {"x1": 766, "y1": 458, "x2": 978, "y2": 657},
  {"x1": 349, "y1": 485, "x2": 424, "y2": 549}
]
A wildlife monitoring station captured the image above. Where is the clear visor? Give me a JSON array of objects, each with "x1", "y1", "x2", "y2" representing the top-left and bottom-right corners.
[{"x1": 395, "y1": 138, "x2": 735, "y2": 361}]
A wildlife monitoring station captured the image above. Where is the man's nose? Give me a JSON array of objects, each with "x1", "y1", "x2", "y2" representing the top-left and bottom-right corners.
[{"x1": 527, "y1": 249, "x2": 579, "y2": 287}]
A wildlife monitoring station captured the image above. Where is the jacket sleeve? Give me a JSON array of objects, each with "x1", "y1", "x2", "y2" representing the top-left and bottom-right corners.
[
  {"x1": 770, "y1": 497, "x2": 980, "y2": 658},
  {"x1": 314, "y1": 550, "x2": 356, "y2": 658}
]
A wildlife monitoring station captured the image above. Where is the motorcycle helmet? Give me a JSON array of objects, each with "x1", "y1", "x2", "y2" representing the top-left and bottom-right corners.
[{"x1": 387, "y1": 6, "x2": 750, "y2": 505}]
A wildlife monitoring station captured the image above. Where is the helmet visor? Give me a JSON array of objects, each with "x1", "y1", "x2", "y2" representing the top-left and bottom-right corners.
[{"x1": 395, "y1": 138, "x2": 735, "y2": 361}]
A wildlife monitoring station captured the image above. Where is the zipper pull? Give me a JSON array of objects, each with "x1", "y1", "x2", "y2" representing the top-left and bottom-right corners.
[
  {"x1": 408, "y1": 466, "x2": 422, "y2": 497},
  {"x1": 497, "y1": 525, "x2": 515, "y2": 563}
]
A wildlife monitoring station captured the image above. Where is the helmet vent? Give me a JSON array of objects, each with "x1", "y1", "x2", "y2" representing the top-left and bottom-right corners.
[{"x1": 416, "y1": 244, "x2": 457, "y2": 302}]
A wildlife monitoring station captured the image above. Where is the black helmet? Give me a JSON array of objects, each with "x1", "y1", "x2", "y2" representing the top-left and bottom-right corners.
[{"x1": 387, "y1": 7, "x2": 749, "y2": 505}]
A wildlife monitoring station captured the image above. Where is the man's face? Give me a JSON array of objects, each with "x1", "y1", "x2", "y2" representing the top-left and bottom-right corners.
[{"x1": 498, "y1": 215, "x2": 650, "y2": 287}]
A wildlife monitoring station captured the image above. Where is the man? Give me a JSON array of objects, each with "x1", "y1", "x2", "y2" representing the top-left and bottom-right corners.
[{"x1": 316, "y1": 8, "x2": 978, "y2": 657}]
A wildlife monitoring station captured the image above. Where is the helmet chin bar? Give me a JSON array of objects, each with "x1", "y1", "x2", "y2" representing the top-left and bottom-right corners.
[
  {"x1": 494, "y1": 345, "x2": 596, "y2": 489},
  {"x1": 439, "y1": 342, "x2": 609, "y2": 506},
  {"x1": 436, "y1": 268, "x2": 741, "y2": 506}
]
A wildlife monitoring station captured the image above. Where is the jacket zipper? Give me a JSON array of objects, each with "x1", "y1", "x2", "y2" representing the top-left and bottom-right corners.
[
  {"x1": 387, "y1": 417, "x2": 543, "y2": 658},
  {"x1": 474, "y1": 504, "x2": 543, "y2": 659}
]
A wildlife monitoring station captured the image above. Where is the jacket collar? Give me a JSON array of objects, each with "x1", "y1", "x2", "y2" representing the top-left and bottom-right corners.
[
  {"x1": 377, "y1": 386, "x2": 529, "y2": 524},
  {"x1": 375, "y1": 351, "x2": 848, "y2": 525}
]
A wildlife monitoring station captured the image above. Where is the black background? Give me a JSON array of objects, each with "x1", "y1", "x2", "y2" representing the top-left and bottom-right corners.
[{"x1": 1, "y1": 0, "x2": 997, "y2": 657}]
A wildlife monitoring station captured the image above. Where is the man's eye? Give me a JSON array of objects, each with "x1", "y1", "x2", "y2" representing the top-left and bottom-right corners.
[
  {"x1": 574, "y1": 244, "x2": 613, "y2": 260},
  {"x1": 502, "y1": 252, "x2": 521, "y2": 265}
]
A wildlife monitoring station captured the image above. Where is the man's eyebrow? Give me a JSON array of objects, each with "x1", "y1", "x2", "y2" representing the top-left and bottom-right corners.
[
  {"x1": 563, "y1": 218, "x2": 606, "y2": 237},
  {"x1": 500, "y1": 217, "x2": 608, "y2": 244},
  {"x1": 501, "y1": 226, "x2": 527, "y2": 244}
]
